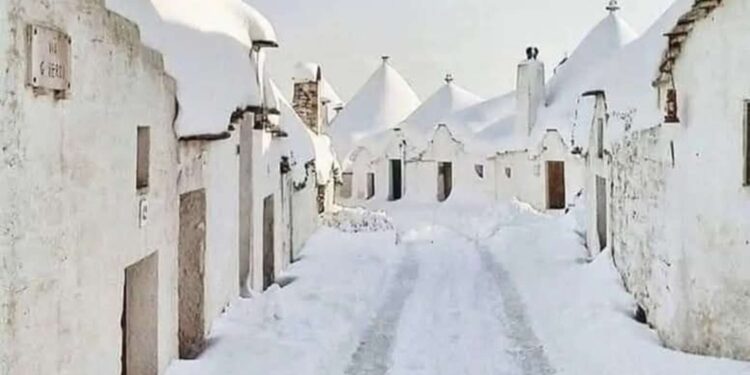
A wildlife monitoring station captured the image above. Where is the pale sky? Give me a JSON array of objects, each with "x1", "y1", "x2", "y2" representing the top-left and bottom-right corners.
[{"x1": 251, "y1": 0, "x2": 674, "y2": 101}]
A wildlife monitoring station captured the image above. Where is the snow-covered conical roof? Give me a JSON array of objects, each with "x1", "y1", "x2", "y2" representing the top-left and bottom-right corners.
[
  {"x1": 446, "y1": 91, "x2": 516, "y2": 133},
  {"x1": 468, "y1": 6, "x2": 638, "y2": 156},
  {"x1": 329, "y1": 58, "x2": 421, "y2": 159},
  {"x1": 401, "y1": 75, "x2": 483, "y2": 135},
  {"x1": 546, "y1": 9, "x2": 637, "y2": 106}
]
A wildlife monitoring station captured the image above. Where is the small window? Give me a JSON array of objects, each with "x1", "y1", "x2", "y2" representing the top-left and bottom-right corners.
[
  {"x1": 596, "y1": 118, "x2": 604, "y2": 159},
  {"x1": 366, "y1": 173, "x2": 375, "y2": 199},
  {"x1": 474, "y1": 164, "x2": 485, "y2": 179},
  {"x1": 744, "y1": 101, "x2": 750, "y2": 186},
  {"x1": 505, "y1": 167, "x2": 512, "y2": 179},
  {"x1": 136, "y1": 127, "x2": 150, "y2": 190},
  {"x1": 340, "y1": 172, "x2": 353, "y2": 198}
]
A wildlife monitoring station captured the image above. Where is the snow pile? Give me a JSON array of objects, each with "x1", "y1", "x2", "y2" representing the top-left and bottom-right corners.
[
  {"x1": 105, "y1": 0, "x2": 277, "y2": 137},
  {"x1": 166, "y1": 227, "x2": 400, "y2": 375},
  {"x1": 329, "y1": 59, "x2": 421, "y2": 159},
  {"x1": 321, "y1": 207, "x2": 395, "y2": 233},
  {"x1": 481, "y1": 205, "x2": 750, "y2": 375}
]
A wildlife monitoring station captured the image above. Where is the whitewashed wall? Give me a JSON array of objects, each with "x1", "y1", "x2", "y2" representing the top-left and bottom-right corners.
[
  {"x1": 490, "y1": 132, "x2": 583, "y2": 211},
  {"x1": 612, "y1": 1, "x2": 750, "y2": 360},
  {"x1": 583, "y1": 96, "x2": 612, "y2": 257},
  {"x1": 249, "y1": 129, "x2": 286, "y2": 291},
  {"x1": 0, "y1": 1, "x2": 179, "y2": 373},
  {"x1": 290, "y1": 167, "x2": 318, "y2": 260}
]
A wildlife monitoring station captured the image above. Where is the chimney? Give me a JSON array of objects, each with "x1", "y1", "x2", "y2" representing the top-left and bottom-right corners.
[
  {"x1": 515, "y1": 47, "x2": 545, "y2": 137},
  {"x1": 292, "y1": 63, "x2": 323, "y2": 134}
]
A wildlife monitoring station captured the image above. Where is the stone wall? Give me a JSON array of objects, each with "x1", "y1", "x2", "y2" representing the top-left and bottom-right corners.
[
  {"x1": 608, "y1": 0, "x2": 750, "y2": 360},
  {"x1": 293, "y1": 81, "x2": 321, "y2": 134}
]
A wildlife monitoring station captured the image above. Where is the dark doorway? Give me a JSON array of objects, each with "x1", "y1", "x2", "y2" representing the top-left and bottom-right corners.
[
  {"x1": 366, "y1": 173, "x2": 375, "y2": 200},
  {"x1": 596, "y1": 176, "x2": 608, "y2": 251},
  {"x1": 178, "y1": 189, "x2": 206, "y2": 359},
  {"x1": 546, "y1": 161, "x2": 566, "y2": 209},
  {"x1": 122, "y1": 252, "x2": 158, "y2": 375},
  {"x1": 263, "y1": 195, "x2": 275, "y2": 290},
  {"x1": 389, "y1": 159, "x2": 403, "y2": 201},
  {"x1": 437, "y1": 162, "x2": 453, "y2": 202}
]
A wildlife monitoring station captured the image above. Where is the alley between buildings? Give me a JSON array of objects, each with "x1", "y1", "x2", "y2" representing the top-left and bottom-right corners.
[{"x1": 166, "y1": 202, "x2": 750, "y2": 375}]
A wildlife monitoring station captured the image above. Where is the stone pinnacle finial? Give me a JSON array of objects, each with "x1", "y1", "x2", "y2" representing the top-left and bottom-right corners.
[
  {"x1": 381, "y1": 55, "x2": 390, "y2": 63},
  {"x1": 606, "y1": 0, "x2": 620, "y2": 13},
  {"x1": 445, "y1": 74, "x2": 454, "y2": 83}
]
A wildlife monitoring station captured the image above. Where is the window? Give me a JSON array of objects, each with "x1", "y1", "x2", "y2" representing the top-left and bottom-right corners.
[
  {"x1": 136, "y1": 127, "x2": 150, "y2": 190},
  {"x1": 744, "y1": 101, "x2": 750, "y2": 186},
  {"x1": 340, "y1": 172, "x2": 353, "y2": 198},
  {"x1": 596, "y1": 118, "x2": 604, "y2": 159},
  {"x1": 505, "y1": 167, "x2": 512, "y2": 179},
  {"x1": 474, "y1": 164, "x2": 485, "y2": 179}
]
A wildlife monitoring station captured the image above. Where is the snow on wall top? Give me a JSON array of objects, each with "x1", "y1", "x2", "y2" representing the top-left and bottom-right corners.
[
  {"x1": 329, "y1": 59, "x2": 421, "y2": 159},
  {"x1": 401, "y1": 77, "x2": 483, "y2": 135},
  {"x1": 105, "y1": 0, "x2": 277, "y2": 138},
  {"x1": 293, "y1": 62, "x2": 321, "y2": 83}
]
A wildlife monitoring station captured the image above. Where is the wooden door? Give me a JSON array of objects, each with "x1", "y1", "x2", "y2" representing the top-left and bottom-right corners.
[
  {"x1": 178, "y1": 189, "x2": 206, "y2": 359},
  {"x1": 263, "y1": 195, "x2": 275, "y2": 290},
  {"x1": 596, "y1": 176, "x2": 608, "y2": 251},
  {"x1": 437, "y1": 162, "x2": 453, "y2": 202},
  {"x1": 546, "y1": 161, "x2": 566, "y2": 209},
  {"x1": 366, "y1": 173, "x2": 375, "y2": 199},
  {"x1": 389, "y1": 159, "x2": 402, "y2": 201}
]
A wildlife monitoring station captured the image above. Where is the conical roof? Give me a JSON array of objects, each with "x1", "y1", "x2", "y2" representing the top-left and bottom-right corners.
[
  {"x1": 546, "y1": 10, "x2": 637, "y2": 105},
  {"x1": 401, "y1": 76, "x2": 483, "y2": 135},
  {"x1": 446, "y1": 91, "x2": 515, "y2": 133},
  {"x1": 329, "y1": 58, "x2": 421, "y2": 158}
]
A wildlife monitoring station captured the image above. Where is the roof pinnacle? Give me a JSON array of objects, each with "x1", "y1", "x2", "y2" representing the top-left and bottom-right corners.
[{"x1": 606, "y1": 0, "x2": 620, "y2": 13}]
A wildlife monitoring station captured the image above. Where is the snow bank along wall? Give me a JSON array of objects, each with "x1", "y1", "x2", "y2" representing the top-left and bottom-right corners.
[
  {"x1": 0, "y1": 0, "x2": 179, "y2": 373},
  {"x1": 609, "y1": 0, "x2": 750, "y2": 361}
]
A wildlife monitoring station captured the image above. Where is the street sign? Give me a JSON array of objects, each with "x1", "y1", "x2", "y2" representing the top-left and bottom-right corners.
[{"x1": 28, "y1": 24, "x2": 71, "y2": 92}]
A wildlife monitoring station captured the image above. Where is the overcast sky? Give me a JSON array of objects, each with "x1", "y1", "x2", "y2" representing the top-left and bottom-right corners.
[{"x1": 251, "y1": 0, "x2": 674, "y2": 101}]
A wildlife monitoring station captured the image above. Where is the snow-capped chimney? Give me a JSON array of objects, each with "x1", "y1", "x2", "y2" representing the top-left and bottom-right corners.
[
  {"x1": 515, "y1": 47, "x2": 545, "y2": 137},
  {"x1": 292, "y1": 63, "x2": 323, "y2": 134}
]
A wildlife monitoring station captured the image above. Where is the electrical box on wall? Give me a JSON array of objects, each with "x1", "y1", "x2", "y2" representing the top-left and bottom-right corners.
[{"x1": 139, "y1": 198, "x2": 149, "y2": 228}]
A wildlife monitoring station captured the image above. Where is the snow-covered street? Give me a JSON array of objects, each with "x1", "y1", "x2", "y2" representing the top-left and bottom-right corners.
[{"x1": 167, "y1": 202, "x2": 750, "y2": 375}]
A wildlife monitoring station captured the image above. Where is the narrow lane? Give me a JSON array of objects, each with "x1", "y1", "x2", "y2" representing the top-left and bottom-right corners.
[{"x1": 344, "y1": 218, "x2": 555, "y2": 375}]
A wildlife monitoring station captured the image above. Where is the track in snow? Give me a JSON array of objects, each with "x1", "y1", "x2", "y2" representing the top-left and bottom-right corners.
[
  {"x1": 344, "y1": 245, "x2": 420, "y2": 375},
  {"x1": 344, "y1": 220, "x2": 555, "y2": 375}
]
